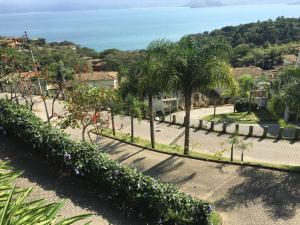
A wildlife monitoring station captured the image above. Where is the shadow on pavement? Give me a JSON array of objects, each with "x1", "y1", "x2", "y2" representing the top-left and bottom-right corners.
[
  {"x1": 0, "y1": 134, "x2": 142, "y2": 225},
  {"x1": 215, "y1": 167, "x2": 300, "y2": 220}
]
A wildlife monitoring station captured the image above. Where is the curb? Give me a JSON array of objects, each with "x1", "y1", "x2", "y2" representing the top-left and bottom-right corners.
[{"x1": 98, "y1": 133, "x2": 300, "y2": 174}]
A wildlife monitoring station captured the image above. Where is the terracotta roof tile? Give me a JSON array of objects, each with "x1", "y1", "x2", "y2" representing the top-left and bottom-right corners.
[
  {"x1": 282, "y1": 54, "x2": 298, "y2": 63},
  {"x1": 76, "y1": 71, "x2": 118, "y2": 81},
  {"x1": 232, "y1": 66, "x2": 263, "y2": 78}
]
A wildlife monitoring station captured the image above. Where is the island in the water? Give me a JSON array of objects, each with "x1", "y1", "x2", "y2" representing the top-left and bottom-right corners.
[{"x1": 186, "y1": 0, "x2": 299, "y2": 8}]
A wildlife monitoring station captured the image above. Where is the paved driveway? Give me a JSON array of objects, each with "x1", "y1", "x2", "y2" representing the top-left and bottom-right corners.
[{"x1": 95, "y1": 137, "x2": 300, "y2": 225}]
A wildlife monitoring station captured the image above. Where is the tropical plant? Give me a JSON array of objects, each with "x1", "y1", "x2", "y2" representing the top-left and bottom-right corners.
[
  {"x1": 60, "y1": 84, "x2": 110, "y2": 142},
  {"x1": 118, "y1": 64, "x2": 145, "y2": 143},
  {"x1": 0, "y1": 162, "x2": 92, "y2": 224},
  {"x1": 136, "y1": 40, "x2": 174, "y2": 148},
  {"x1": 167, "y1": 37, "x2": 236, "y2": 155},
  {"x1": 227, "y1": 132, "x2": 252, "y2": 162},
  {"x1": 123, "y1": 95, "x2": 144, "y2": 143},
  {"x1": 269, "y1": 67, "x2": 300, "y2": 121}
]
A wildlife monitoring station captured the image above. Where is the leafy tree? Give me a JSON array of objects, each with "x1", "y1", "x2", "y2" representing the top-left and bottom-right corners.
[
  {"x1": 167, "y1": 37, "x2": 236, "y2": 155},
  {"x1": 60, "y1": 84, "x2": 110, "y2": 142},
  {"x1": 44, "y1": 61, "x2": 75, "y2": 120},
  {"x1": 0, "y1": 47, "x2": 32, "y2": 78}
]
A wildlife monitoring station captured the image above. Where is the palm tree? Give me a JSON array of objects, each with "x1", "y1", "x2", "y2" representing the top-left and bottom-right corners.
[
  {"x1": 138, "y1": 40, "x2": 174, "y2": 148},
  {"x1": 167, "y1": 37, "x2": 236, "y2": 155},
  {"x1": 126, "y1": 95, "x2": 143, "y2": 142},
  {"x1": 118, "y1": 66, "x2": 144, "y2": 142}
]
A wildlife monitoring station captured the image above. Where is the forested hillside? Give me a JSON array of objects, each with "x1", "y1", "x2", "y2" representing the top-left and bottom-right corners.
[
  {"x1": 189, "y1": 17, "x2": 300, "y2": 68},
  {"x1": 195, "y1": 17, "x2": 300, "y2": 47}
]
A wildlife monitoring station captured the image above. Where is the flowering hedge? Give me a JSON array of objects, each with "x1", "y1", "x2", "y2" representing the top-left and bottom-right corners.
[{"x1": 0, "y1": 100, "x2": 211, "y2": 225}]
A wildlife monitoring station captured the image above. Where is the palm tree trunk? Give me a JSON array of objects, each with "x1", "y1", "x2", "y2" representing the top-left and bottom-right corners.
[
  {"x1": 111, "y1": 109, "x2": 116, "y2": 136},
  {"x1": 131, "y1": 114, "x2": 134, "y2": 142},
  {"x1": 41, "y1": 97, "x2": 50, "y2": 124},
  {"x1": 184, "y1": 93, "x2": 192, "y2": 155},
  {"x1": 230, "y1": 144, "x2": 234, "y2": 161},
  {"x1": 214, "y1": 100, "x2": 217, "y2": 118},
  {"x1": 149, "y1": 92, "x2": 155, "y2": 149},
  {"x1": 248, "y1": 90, "x2": 252, "y2": 114},
  {"x1": 241, "y1": 149, "x2": 244, "y2": 162}
]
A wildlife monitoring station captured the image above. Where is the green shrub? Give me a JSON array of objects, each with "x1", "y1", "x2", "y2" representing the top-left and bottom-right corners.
[
  {"x1": 235, "y1": 99, "x2": 259, "y2": 112},
  {"x1": 0, "y1": 100, "x2": 211, "y2": 225}
]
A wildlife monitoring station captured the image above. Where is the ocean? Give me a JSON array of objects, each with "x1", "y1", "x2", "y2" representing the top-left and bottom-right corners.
[{"x1": 0, "y1": 5, "x2": 300, "y2": 51}]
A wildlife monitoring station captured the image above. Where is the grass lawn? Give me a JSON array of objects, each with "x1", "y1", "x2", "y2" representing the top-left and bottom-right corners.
[
  {"x1": 202, "y1": 111, "x2": 276, "y2": 124},
  {"x1": 96, "y1": 128, "x2": 226, "y2": 161}
]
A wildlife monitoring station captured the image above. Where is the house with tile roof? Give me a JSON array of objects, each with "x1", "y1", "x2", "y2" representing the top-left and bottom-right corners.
[
  {"x1": 76, "y1": 71, "x2": 118, "y2": 90},
  {"x1": 282, "y1": 54, "x2": 298, "y2": 66}
]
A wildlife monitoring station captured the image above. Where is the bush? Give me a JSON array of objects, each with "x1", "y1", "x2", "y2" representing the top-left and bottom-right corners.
[
  {"x1": 235, "y1": 99, "x2": 259, "y2": 112},
  {"x1": 0, "y1": 100, "x2": 210, "y2": 225}
]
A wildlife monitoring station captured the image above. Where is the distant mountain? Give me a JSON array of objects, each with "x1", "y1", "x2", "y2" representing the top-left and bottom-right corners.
[
  {"x1": 0, "y1": 0, "x2": 298, "y2": 13},
  {"x1": 0, "y1": 0, "x2": 189, "y2": 13},
  {"x1": 186, "y1": 0, "x2": 298, "y2": 7},
  {"x1": 187, "y1": 0, "x2": 224, "y2": 8}
]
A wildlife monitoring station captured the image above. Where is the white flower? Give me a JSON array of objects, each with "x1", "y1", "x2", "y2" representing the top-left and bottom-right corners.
[
  {"x1": 157, "y1": 218, "x2": 163, "y2": 224},
  {"x1": 64, "y1": 153, "x2": 71, "y2": 161},
  {"x1": 74, "y1": 168, "x2": 80, "y2": 175}
]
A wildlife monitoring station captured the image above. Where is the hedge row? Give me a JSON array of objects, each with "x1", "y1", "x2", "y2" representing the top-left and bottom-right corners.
[{"x1": 0, "y1": 100, "x2": 211, "y2": 225}]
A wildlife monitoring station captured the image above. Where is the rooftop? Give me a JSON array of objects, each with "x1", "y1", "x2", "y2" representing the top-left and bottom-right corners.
[
  {"x1": 282, "y1": 54, "x2": 298, "y2": 63},
  {"x1": 76, "y1": 71, "x2": 118, "y2": 81},
  {"x1": 232, "y1": 66, "x2": 263, "y2": 78}
]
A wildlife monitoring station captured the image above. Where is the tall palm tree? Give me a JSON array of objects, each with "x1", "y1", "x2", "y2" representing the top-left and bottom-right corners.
[
  {"x1": 168, "y1": 37, "x2": 236, "y2": 155},
  {"x1": 138, "y1": 40, "x2": 174, "y2": 148},
  {"x1": 118, "y1": 66, "x2": 143, "y2": 142}
]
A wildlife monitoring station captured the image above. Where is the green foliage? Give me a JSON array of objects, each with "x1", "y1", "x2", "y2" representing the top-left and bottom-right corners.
[
  {"x1": 0, "y1": 162, "x2": 91, "y2": 224},
  {"x1": 166, "y1": 36, "x2": 236, "y2": 154},
  {"x1": 267, "y1": 95, "x2": 286, "y2": 120},
  {"x1": 238, "y1": 74, "x2": 255, "y2": 98},
  {"x1": 0, "y1": 100, "x2": 211, "y2": 225},
  {"x1": 0, "y1": 47, "x2": 32, "y2": 78},
  {"x1": 228, "y1": 133, "x2": 253, "y2": 162},
  {"x1": 99, "y1": 49, "x2": 145, "y2": 71},
  {"x1": 203, "y1": 111, "x2": 275, "y2": 124},
  {"x1": 197, "y1": 17, "x2": 300, "y2": 47},
  {"x1": 190, "y1": 17, "x2": 300, "y2": 68},
  {"x1": 235, "y1": 99, "x2": 259, "y2": 113},
  {"x1": 35, "y1": 46, "x2": 90, "y2": 74},
  {"x1": 269, "y1": 67, "x2": 300, "y2": 119},
  {"x1": 60, "y1": 84, "x2": 110, "y2": 141}
]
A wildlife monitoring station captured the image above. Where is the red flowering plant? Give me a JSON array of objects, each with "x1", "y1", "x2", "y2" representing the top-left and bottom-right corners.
[{"x1": 59, "y1": 83, "x2": 110, "y2": 142}]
